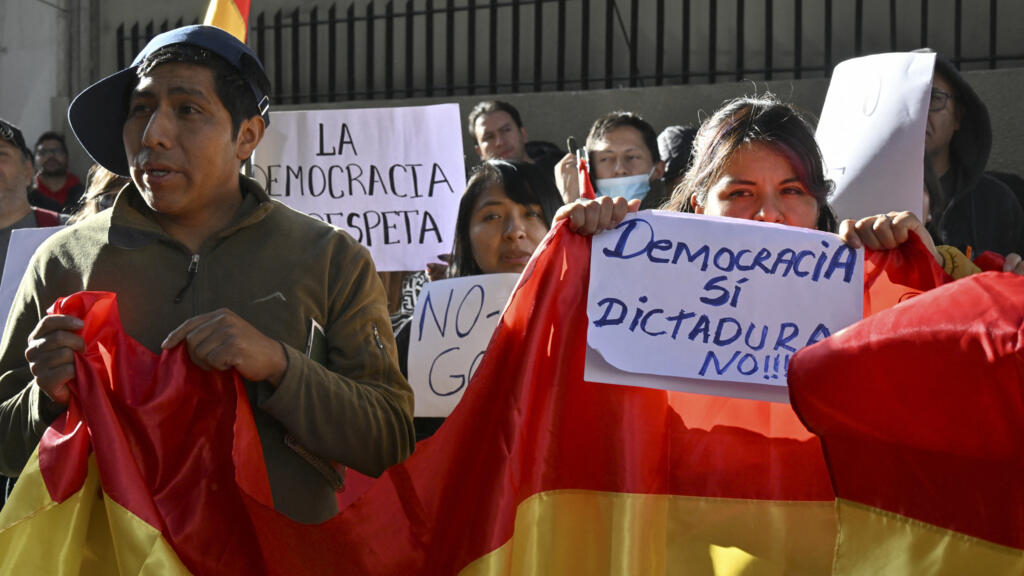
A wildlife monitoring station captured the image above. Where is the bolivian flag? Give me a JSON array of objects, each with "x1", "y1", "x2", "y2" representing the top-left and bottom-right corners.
[
  {"x1": 0, "y1": 292, "x2": 264, "y2": 574},
  {"x1": 790, "y1": 271, "x2": 1024, "y2": 574},
  {"x1": 0, "y1": 226, "x2": 967, "y2": 574},
  {"x1": 203, "y1": 0, "x2": 250, "y2": 42}
]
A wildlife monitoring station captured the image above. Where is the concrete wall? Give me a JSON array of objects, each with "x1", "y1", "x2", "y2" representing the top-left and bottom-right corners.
[{"x1": 0, "y1": 0, "x2": 62, "y2": 148}]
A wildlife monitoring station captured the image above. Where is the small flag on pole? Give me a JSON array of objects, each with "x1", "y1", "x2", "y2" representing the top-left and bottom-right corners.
[{"x1": 204, "y1": 0, "x2": 251, "y2": 42}]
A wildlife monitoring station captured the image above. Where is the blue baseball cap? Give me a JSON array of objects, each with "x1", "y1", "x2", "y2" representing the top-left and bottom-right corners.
[{"x1": 68, "y1": 25, "x2": 271, "y2": 177}]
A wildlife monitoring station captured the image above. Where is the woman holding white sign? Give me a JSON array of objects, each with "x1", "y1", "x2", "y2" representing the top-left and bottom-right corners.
[
  {"x1": 557, "y1": 95, "x2": 1011, "y2": 276},
  {"x1": 397, "y1": 159, "x2": 563, "y2": 440}
]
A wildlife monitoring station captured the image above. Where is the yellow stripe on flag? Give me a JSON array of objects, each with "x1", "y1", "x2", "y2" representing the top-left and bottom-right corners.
[
  {"x1": 834, "y1": 499, "x2": 1024, "y2": 575},
  {"x1": 204, "y1": 0, "x2": 248, "y2": 42},
  {"x1": 460, "y1": 490, "x2": 836, "y2": 576},
  {"x1": 0, "y1": 452, "x2": 190, "y2": 575}
]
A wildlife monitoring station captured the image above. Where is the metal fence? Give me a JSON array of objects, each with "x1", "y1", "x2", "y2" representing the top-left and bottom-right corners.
[{"x1": 116, "y1": 0, "x2": 1024, "y2": 105}]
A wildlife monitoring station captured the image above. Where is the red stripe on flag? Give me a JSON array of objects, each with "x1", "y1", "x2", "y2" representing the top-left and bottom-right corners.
[{"x1": 791, "y1": 267, "x2": 1024, "y2": 550}]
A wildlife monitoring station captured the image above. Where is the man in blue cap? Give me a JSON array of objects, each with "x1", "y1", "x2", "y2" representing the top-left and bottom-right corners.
[{"x1": 0, "y1": 26, "x2": 414, "y2": 523}]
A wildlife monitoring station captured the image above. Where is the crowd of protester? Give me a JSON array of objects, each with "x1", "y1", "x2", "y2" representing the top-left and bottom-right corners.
[{"x1": 0, "y1": 23, "x2": 1022, "y2": 528}]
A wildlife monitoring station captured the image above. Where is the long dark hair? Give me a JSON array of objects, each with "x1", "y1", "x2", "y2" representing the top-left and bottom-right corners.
[
  {"x1": 663, "y1": 95, "x2": 838, "y2": 232},
  {"x1": 447, "y1": 160, "x2": 562, "y2": 278}
]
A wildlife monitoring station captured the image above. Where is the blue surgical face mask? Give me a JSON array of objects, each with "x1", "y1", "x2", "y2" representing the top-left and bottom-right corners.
[{"x1": 594, "y1": 169, "x2": 654, "y2": 203}]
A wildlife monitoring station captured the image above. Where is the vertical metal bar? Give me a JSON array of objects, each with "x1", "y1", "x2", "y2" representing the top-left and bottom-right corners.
[
  {"x1": 273, "y1": 11, "x2": 283, "y2": 102},
  {"x1": 765, "y1": 0, "x2": 773, "y2": 80},
  {"x1": 426, "y1": 0, "x2": 435, "y2": 96},
  {"x1": 328, "y1": 5, "x2": 336, "y2": 100},
  {"x1": 793, "y1": 0, "x2": 802, "y2": 79},
  {"x1": 406, "y1": 0, "x2": 415, "y2": 97},
  {"x1": 854, "y1": 0, "x2": 862, "y2": 55},
  {"x1": 117, "y1": 24, "x2": 125, "y2": 69},
  {"x1": 604, "y1": 0, "x2": 614, "y2": 88},
  {"x1": 824, "y1": 0, "x2": 832, "y2": 76},
  {"x1": 920, "y1": 0, "x2": 928, "y2": 47},
  {"x1": 889, "y1": 0, "x2": 897, "y2": 50},
  {"x1": 468, "y1": 0, "x2": 477, "y2": 94},
  {"x1": 489, "y1": 0, "x2": 498, "y2": 93},
  {"x1": 655, "y1": 0, "x2": 664, "y2": 85},
  {"x1": 581, "y1": 0, "x2": 590, "y2": 89},
  {"x1": 291, "y1": 8, "x2": 300, "y2": 103},
  {"x1": 512, "y1": 0, "x2": 520, "y2": 92},
  {"x1": 954, "y1": 0, "x2": 962, "y2": 67},
  {"x1": 366, "y1": 2, "x2": 375, "y2": 100},
  {"x1": 310, "y1": 7, "x2": 319, "y2": 103},
  {"x1": 131, "y1": 23, "x2": 140, "y2": 59},
  {"x1": 257, "y1": 12, "x2": 266, "y2": 73},
  {"x1": 989, "y1": 0, "x2": 997, "y2": 69},
  {"x1": 145, "y1": 21, "x2": 154, "y2": 42},
  {"x1": 386, "y1": 1, "x2": 394, "y2": 98},
  {"x1": 708, "y1": 0, "x2": 716, "y2": 83},
  {"x1": 735, "y1": 0, "x2": 744, "y2": 81},
  {"x1": 629, "y1": 0, "x2": 639, "y2": 86},
  {"x1": 682, "y1": 0, "x2": 690, "y2": 83},
  {"x1": 160, "y1": 19, "x2": 169, "y2": 33},
  {"x1": 346, "y1": 4, "x2": 355, "y2": 100},
  {"x1": 175, "y1": 18, "x2": 184, "y2": 28},
  {"x1": 446, "y1": 0, "x2": 455, "y2": 95},
  {"x1": 534, "y1": 0, "x2": 543, "y2": 91},
  {"x1": 557, "y1": 0, "x2": 566, "y2": 90}
]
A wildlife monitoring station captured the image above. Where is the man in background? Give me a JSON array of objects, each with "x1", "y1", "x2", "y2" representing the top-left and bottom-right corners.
[
  {"x1": 30, "y1": 132, "x2": 84, "y2": 213},
  {"x1": 924, "y1": 53, "x2": 1023, "y2": 256}
]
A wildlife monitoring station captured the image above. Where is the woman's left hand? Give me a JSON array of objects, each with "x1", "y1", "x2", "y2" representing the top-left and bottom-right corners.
[
  {"x1": 1003, "y1": 253, "x2": 1024, "y2": 275},
  {"x1": 839, "y1": 211, "x2": 942, "y2": 266}
]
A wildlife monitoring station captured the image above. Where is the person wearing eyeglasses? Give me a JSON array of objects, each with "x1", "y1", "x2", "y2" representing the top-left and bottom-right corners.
[
  {"x1": 30, "y1": 132, "x2": 84, "y2": 213},
  {"x1": 923, "y1": 52, "x2": 1024, "y2": 257}
]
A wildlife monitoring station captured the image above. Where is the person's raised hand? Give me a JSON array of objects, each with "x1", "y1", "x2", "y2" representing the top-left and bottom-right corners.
[
  {"x1": 839, "y1": 210, "x2": 942, "y2": 266},
  {"x1": 162, "y1": 308, "x2": 287, "y2": 386},
  {"x1": 554, "y1": 152, "x2": 581, "y2": 205},
  {"x1": 25, "y1": 315, "x2": 85, "y2": 405},
  {"x1": 553, "y1": 196, "x2": 641, "y2": 236},
  {"x1": 425, "y1": 253, "x2": 451, "y2": 282},
  {"x1": 1002, "y1": 252, "x2": 1024, "y2": 275}
]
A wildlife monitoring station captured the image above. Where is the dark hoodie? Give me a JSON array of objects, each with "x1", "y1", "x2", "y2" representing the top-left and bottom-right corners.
[{"x1": 930, "y1": 55, "x2": 1024, "y2": 256}]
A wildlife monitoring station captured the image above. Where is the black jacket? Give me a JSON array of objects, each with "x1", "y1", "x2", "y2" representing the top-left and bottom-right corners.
[{"x1": 931, "y1": 56, "x2": 1024, "y2": 256}]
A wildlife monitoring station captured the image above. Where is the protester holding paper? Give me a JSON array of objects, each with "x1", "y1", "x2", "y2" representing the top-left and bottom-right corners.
[
  {"x1": 396, "y1": 159, "x2": 562, "y2": 439},
  {"x1": 556, "y1": 95, "x2": 991, "y2": 275}
]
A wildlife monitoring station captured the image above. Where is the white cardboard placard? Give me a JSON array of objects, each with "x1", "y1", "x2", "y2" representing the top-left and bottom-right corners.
[
  {"x1": 816, "y1": 52, "x2": 936, "y2": 222},
  {"x1": 408, "y1": 273, "x2": 519, "y2": 417},
  {"x1": 252, "y1": 104, "x2": 466, "y2": 271},
  {"x1": 584, "y1": 211, "x2": 863, "y2": 401},
  {"x1": 0, "y1": 227, "x2": 63, "y2": 336}
]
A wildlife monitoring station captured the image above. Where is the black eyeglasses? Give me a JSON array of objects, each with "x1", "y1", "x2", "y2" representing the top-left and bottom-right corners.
[{"x1": 929, "y1": 89, "x2": 954, "y2": 112}]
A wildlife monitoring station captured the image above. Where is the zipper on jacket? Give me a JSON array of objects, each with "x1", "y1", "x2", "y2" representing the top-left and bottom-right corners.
[{"x1": 174, "y1": 254, "x2": 200, "y2": 303}]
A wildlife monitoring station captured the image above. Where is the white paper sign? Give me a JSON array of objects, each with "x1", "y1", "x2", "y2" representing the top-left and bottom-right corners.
[
  {"x1": 408, "y1": 273, "x2": 519, "y2": 417},
  {"x1": 251, "y1": 104, "x2": 466, "y2": 271},
  {"x1": 0, "y1": 227, "x2": 63, "y2": 336},
  {"x1": 816, "y1": 52, "x2": 935, "y2": 222},
  {"x1": 584, "y1": 211, "x2": 863, "y2": 400}
]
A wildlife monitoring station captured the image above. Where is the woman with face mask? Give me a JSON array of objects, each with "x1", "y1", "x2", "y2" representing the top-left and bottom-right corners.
[{"x1": 554, "y1": 111, "x2": 670, "y2": 210}]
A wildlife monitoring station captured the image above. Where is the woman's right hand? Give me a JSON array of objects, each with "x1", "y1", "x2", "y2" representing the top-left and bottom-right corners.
[{"x1": 553, "y1": 196, "x2": 640, "y2": 236}]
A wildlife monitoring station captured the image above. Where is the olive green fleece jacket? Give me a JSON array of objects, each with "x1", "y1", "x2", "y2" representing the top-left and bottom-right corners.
[{"x1": 0, "y1": 176, "x2": 415, "y2": 523}]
